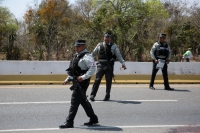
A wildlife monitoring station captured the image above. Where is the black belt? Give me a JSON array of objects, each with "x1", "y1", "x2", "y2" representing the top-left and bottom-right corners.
[{"x1": 156, "y1": 57, "x2": 167, "y2": 60}]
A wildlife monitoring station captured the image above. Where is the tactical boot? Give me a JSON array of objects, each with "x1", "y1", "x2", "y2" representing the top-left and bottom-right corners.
[
  {"x1": 89, "y1": 95, "x2": 95, "y2": 102},
  {"x1": 84, "y1": 118, "x2": 99, "y2": 125},
  {"x1": 164, "y1": 87, "x2": 174, "y2": 91},
  {"x1": 103, "y1": 94, "x2": 110, "y2": 101},
  {"x1": 149, "y1": 86, "x2": 155, "y2": 90},
  {"x1": 59, "y1": 122, "x2": 74, "y2": 128}
]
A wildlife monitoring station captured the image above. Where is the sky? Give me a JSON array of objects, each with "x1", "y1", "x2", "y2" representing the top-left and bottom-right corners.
[
  {"x1": 0, "y1": 0, "x2": 198, "y2": 20},
  {"x1": 0, "y1": 0, "x2": 75, "y2": 20}
]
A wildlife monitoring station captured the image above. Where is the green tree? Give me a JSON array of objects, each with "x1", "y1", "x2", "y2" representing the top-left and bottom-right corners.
[
  {"x1": 0, "y1": 7, "x2": 19, "y2": 60},
  {"x1": 24, "y1": 0, "x2": 71, "y2": 60},
  {"x1": 162, "y1": 0, "x2": 199, "y2": 61},
  {"x1": 88, "y1": 0, "x2": 168, "y2": 61},
  {"x1": 177, "y1": 22, "x2": 200, "y2": 54}
]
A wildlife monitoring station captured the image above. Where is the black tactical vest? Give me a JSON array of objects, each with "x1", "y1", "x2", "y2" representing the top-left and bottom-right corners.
[
  {"x1": 98, "y1": 43, "x2": 116, "y2": 61},
  {"x1": 155, "y1": 42, "x2": 169, "y2": 58},
  {"x1": 69, "y1": 52, "x2": 89, "y2": 76}
]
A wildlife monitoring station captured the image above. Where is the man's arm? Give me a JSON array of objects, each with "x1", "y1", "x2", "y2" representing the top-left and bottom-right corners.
[
  {"x1": 63, "y1": 76, "x2": 73, "y2": 85},
  {"x1": 190, "y1": 52, "x2": 193, "y2": 58},
  {"x1": 91, "y1": 43, "x2": 100, "y2": 57},
  {"x1": 114, "y1": 45, "x2": 125, "y2": 65},
  {"x1": 189, "y1": 51, "x2": 193, "y2": 58},
  {"x1": 81, "y1": 55, "x2": 97, "y2": 80},
  {"x1": 167, "y1": 45, "x2": 172, "y2": 60},
  {"x1": 113, "y1": 44, "x2": 126, "y2": 69},
  {"x1": 150, "y1": 43, "x2": 157, "y2": 60}
]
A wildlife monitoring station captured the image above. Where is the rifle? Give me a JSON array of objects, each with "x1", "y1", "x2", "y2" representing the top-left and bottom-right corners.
[{"x1": 66, "y1": 68, "x2": 90, "y2": 103}]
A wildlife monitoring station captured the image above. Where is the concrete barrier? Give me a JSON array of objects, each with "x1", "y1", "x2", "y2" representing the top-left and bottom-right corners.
[{"x1": 0, "y1": 61, "x2": 200, "y2": 84}]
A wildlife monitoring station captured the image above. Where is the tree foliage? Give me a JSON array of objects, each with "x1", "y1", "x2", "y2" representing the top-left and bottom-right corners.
[
  {"x1": 0, "y1": 7, "x2": 19, "y2": 60},
  {"x1": 1, "y1": 0, "x2": 200, "y2": 61},
  {"x1": 24, "y1": 0, "x2": 71, "y2": 60}
]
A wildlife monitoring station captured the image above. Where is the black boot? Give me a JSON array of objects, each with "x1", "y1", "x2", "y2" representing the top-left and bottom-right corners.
[
  {"x1": 59, "y1": 122, "x2": 74, "y2": 128},
  {"x1": 164, "y1": 87, "x2": 174, "y2": 91},
  {"x1": 103, "y1": 94, "x2": 110, "y2": 101},
  {"x1": 89, "y1": 95, "x2": 95, "y2": 102},
  {"x1": 149, "y1": 86, "x2": 155, "y2": 90},
  {"x1": 84, "y1": 118, "x2": 99, "y2": 125}
]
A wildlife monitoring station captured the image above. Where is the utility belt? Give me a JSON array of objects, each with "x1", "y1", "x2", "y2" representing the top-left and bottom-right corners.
[
  {"x1": 97, "y1": 61, "x2": 113, "y2": 71},
  {"x1": 153, "y1": 57, "x2": 167, "y2": 64},
  {"x1": 98, "y1": 60, "x2": 114, "y2": 65},
  {"x1": 155, "y1": 55, "x2": 167, "y2": 60},
  {"x1": 156, "y1": 57, "x2": 167, "y2": 60}
]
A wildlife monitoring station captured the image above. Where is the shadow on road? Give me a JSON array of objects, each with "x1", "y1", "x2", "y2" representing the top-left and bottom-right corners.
[
  {"x1": 154, "y1": 89, "x2": 191, "y2": 92},
  {"x1": 110, "y1": 100, "x2": 142, "y2": 104},
  {"x1": 95, "y1": 100, "x2": 142, "y2": 104},
  {"x1": 79, "y1": 124, "x2": 123, "y2": 131},
  {"x1": 172, "y1": 89, "x2": 191, "y2": 92}
]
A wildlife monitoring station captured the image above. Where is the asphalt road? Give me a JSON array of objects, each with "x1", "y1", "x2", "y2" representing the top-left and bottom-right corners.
[{"x1": 0, "y1": 84, "x2": 200, "y2": 133}]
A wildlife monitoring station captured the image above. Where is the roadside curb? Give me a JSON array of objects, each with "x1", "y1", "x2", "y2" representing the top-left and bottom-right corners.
[{"x1": 0, "y1": 75, "x2": 199, "y2": 85}]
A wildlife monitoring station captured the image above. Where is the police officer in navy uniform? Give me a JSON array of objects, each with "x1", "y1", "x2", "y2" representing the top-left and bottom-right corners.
[
  {"x1": 59, "y1": 40, "x2": 98, "y2": 128},
  {"x1": 149, "y1": 33, "x2": 174, "y2": 90},
  {"x1": 89, "y1": 33, "x2": 126, "y2": 101}
]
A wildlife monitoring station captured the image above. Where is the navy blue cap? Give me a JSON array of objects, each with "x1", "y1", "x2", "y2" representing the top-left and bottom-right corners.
[
  {"x1": 104, "y1": 33, "x2": 111, "y2": 38},
  {"x1": 159, "y1": 33, "x2": 166, "y2": 38},
  {"x1": 74, "y1": 40, "x2": 86, "y2": 46}
]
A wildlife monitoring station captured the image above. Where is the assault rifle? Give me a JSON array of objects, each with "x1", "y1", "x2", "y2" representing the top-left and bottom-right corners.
[{"x1": 66, "y1": 68, "x2": 89, "y2": 102}]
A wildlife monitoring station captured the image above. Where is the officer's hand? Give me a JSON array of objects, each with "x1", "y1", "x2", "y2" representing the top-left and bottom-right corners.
[
  {"x1": 154, "y1": 60, "x2": 158, "y2": 64},
  {"x1": 166, "y1": 60, "x2": 170, "y2": 64},
  {"x1": 77, "y1": 76, "x2": 83, "y2": 82},
  {"x1": 122, "y1": 65, "x2": 127, "y2": 70},
  {"x1": 63, "y1": 81, "x2": 68, "y2": 85}
]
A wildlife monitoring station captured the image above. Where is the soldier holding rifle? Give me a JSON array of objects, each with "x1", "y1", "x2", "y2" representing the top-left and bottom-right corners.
[{"x1": 59, "y1": 40, "x2": 98, "y2": 128}]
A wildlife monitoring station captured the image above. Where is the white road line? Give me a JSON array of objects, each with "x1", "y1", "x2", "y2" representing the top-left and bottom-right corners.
[
  {"x1": 0, "y1": 125, "x2": 199, "y2": 132},
  {"x1": 0, "y1": 128, "x2": 59, "y2": 132},
  {"x1": 0, "y1": 101, "x2": 71, "y2": 105},
  {"x1": 0, "y1": 100, "x2": 177, "y2": 105},
  {"x1": 94, "y1": 100, "x2": 178, "y2": 102}
]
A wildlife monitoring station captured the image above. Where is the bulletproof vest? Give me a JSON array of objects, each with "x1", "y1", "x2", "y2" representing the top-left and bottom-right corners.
[
  {"x1": 69, "y1": 52, "x2": 89, "y2": 76},
  {"x1": 98, "y1": 43, "x2": 116, "y2": 61},
  {"x1": 155, "y1": 42, "x2": 169, "y2": 58}
]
